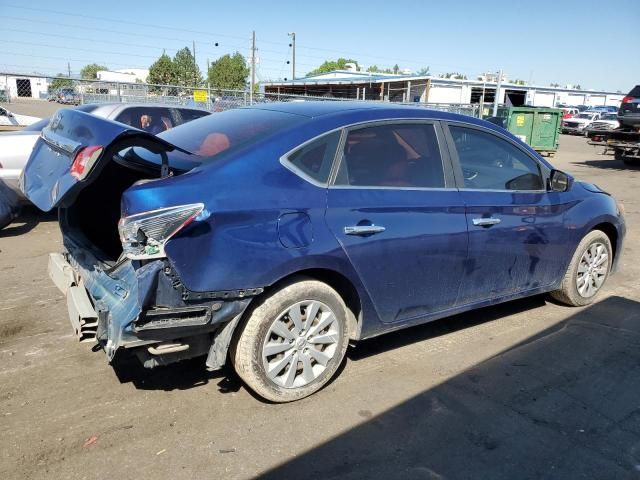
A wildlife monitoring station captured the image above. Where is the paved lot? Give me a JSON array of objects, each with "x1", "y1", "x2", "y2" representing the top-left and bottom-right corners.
[{"x1": 1, "y1": 134, "x2": 639, "y2": 479}]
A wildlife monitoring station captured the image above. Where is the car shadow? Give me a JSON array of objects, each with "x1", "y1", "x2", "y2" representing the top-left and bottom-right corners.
[
  {"x1": 111, "y1": 353, "x2": 245, "y2": 394},
  {"x1": 115, "y1": 294, "x2": 548, "y2": 396},
  {"x1": 261, "y1": 295, "x2": 640, "y2": 480},
  {"x1": 349, "y1": 295, "x2": 547, "y2": 362},
  {"x1": 0, "y1": 206, "x2": 57, "y2": 237},
  {"x1": 572, "y1": 159, "x2": 640, "y2": 171}
]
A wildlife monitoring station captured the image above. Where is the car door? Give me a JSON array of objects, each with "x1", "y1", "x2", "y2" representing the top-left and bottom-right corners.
[
  {"x1": 325, "y1": 121, "x2": 468, "y2": 324},
  {"x1": 443, "y1": 123, "x2": 570, "y2": 305}
]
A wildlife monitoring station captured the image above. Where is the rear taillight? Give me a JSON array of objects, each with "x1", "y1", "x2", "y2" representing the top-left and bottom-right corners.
[
  {"x1": 70, "y1": 145, "x2": 103, "y2": 180},
  {"x1": 118, "y1": 203, "x2": 204, "y2": 259},
  {"x1": 622, "y1": 95, "x2": 635, "y2": 104}
]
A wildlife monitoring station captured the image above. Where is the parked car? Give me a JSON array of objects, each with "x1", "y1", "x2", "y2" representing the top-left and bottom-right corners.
[
  {"x1": 561, "y1": 107, "x2": 579, "y2": 119},
  {"x1": 0, "y1": 103, "x2": 210, "y2": 201},
  {"x1": 21, "y1": 102, "x2": 625, "y2": 402},
  {"x1": 585, "y1": 113, "x2": 620, "y2": 137},
  {"x1": 576, "y1": 105, "x2": 590, "y2": 112},
  {"x1": 0, "y1": 106, "x2": 40, "y2": 127},
  {"x1": 618, "y1": 85, "x2": 640, "y2": 128},
  {"x1": 59, "y1": 90, "x2": 80, "y2": 106},
  {"x1": 562, "y1": 112, "x2": 600, "y2": 134},
  {"x1": 589, "y1": 105, "x2": 619, "y2": 114}
]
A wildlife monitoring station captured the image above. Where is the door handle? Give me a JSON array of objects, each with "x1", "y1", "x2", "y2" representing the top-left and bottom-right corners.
[
  {"x1": 344, "y1": 225, "x2": 386, "y2": 236},
  {"x1": 472, "y1": 217, "x2": 501, "y2": 227}
]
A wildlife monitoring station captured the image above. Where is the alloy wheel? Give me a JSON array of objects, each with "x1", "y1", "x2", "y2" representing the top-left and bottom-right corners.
[
  {"x1": 576, "y1": 242, "x2": 608, "y2": 298},
  {"x1": 262, "y1": 300, "x2": 340, "y2": 389}
]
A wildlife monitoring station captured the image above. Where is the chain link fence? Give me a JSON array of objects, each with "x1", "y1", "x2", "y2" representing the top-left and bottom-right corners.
[{"x1": 1, "y1": 72, "x2": 483, "y2": 121}]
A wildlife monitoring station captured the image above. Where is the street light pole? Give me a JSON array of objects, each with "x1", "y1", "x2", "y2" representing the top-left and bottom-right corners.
[{"x1": 288, "y1": 32, "x2": 296, "y2": 80}]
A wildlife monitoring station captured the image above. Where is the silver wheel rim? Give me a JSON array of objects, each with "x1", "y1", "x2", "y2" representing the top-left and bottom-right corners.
[
  {"x1": 262, "y1": 300, "x2": 340, "y2": 389},
  {"x1": 576, "y1": 242, "x2": 609, "y2": 298}
]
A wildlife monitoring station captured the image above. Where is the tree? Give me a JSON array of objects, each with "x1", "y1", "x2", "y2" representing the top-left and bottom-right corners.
[
  {"x1": 208, "y1": 52, "x2": 249, "y2": 90},
  {"x1": 416, "y1": 67, "x2": 430, "y2": 76},
  {"x1": 367, "y1": 65, "x2": 394, "y2": 74},
  {"x1": 549, "y1": 82, "x2": 561, "y2": 87},
  {"x1": 574, "y1": 84, "x2": 582, "y2": 90},
  {"x1": 173, "y1": 47, "x2": 203, "y2": 87},
  {"x1": 48, "y1": 74, "x2": 73, "y2": 92},
  {"x1": 513, "y1": 79, "x2": 527, "y2": 85},
  {"x1": 306, "y1": 58, "x2": 359, "y2": 76},
  {"x1": 148, "y1": 52, "x2": 178, "y2": 87},
  {"x1": 393, "y1": 64, "x2": 400, "y2": 74},
  {"x1": 439, "y1": 72, "x2": 467, "y2": 80},
  {"x1": 80, "y1": 63, "x2": 108, "y2": 79}
]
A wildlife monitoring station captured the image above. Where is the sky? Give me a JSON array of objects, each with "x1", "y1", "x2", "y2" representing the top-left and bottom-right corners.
[{"x1": 1, "y1": 0, "x2": 638, "y2": 92}]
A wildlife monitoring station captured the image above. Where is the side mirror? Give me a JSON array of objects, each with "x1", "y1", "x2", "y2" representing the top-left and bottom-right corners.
[{"x1": 549, "y1": 169, "x2": 571, "y2": 192}]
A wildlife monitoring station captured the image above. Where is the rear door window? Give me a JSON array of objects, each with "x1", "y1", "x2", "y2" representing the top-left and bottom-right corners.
[
  {"x1": 449, "y1": 126, "x2": 543, "y2": 191},
  {"x1": 174, "y1": 108, "x2": 210, "y2": 126},
  {"x1": 116, "y1": 107, "x2": 174, "y2": 134},
  {"x1": 334, "y1": 122, "x2": 445, "y2": 188}
]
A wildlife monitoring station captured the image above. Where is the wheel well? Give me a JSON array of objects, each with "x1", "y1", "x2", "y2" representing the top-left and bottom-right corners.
[
  {"x1": 592, "y1": 222, "x2": 618, "y2": 260},
  {"x1": 268, "y1": 268, "x2": 362, "y2": 340}
]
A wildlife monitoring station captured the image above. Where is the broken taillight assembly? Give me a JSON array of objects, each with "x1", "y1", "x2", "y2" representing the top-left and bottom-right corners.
[
  {"x1": 70, "y1": 145, "x2": 103, "y2": 180},
  {"x1": 118, "y1": 203, "x2": 204, "y2": 260}
]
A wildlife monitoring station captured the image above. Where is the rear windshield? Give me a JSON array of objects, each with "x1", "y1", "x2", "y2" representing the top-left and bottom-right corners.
[
  {"x1": 157, "y1": 108, "x2": 300, "y2": 159},
  {"x1": 628, "y1": 85, "x2": 640, "y2": 97},
  {"x1": 22, "y1": 104, "x2": 100, "y2": 132}
]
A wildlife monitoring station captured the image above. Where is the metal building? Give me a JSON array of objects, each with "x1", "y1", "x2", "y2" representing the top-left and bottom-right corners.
[{"x1": 264, "y1": 71, "x2": 624, "y2": 108}]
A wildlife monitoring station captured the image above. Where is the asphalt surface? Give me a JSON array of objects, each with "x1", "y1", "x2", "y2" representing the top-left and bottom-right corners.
[{"x1": 1, "y1": 133, "x2": 639, "y2": 480}]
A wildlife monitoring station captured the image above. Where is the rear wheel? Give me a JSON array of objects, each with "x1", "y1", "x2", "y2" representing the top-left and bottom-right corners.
[
  {"x1": 231, "y1": 277, "x2": 349, "y2": 402},
  {"x1": 551, "y1": 230, "x2": 612, "y2": 306}
]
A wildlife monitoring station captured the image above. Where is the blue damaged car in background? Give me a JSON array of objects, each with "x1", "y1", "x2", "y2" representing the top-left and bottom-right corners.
[{"x1": 21, "y1": 102, "x2": 625, "y2": 402}]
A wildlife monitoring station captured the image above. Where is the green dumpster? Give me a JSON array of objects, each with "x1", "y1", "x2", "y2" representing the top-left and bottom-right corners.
[{"x1": 493, "y1": 107, "x2": 562, "y2": 156}]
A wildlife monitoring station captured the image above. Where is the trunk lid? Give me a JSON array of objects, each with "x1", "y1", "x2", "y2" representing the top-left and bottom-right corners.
[{"x1": 20, "y1": 108, "x2": 189, "y2": 212}]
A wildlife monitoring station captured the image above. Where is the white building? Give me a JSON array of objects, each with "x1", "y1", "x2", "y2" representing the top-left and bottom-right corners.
[
  {"x1": 96, "y1": 69, "x2": 149, "y2": 83},
  {"x1": 0, "y1": 74, "x2": 50, "y2": 100}
]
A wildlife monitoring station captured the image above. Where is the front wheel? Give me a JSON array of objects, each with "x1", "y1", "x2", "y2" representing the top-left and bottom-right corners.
[
  {"x1": 231, "y1": 277, "x2": 349, "y2": 402},
  {"x1": 551, "y1": 230, "x2": 612, "y2": 306}
]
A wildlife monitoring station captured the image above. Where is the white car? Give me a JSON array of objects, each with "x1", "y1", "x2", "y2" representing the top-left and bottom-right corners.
[
  {"x1": 562, "y1": 112, "x2": 600, "y2": 135},
  {"x1": 586, "y1": 113, "x2": 620, "y2": 133},
  {"x1": 0, "y1": 103, "x2": 210, "y2": 201},
  {"x1": 0, "y1": 106, "x2": 41, "y2": 127}
]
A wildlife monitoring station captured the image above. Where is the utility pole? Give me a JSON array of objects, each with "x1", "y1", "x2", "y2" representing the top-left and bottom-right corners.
[
  {"x1": 288, "y1": 32, "x2": 296, "y2": 80},
  {"x1": 67, "y1": 62, "x2": 71, "y2": 78},
  {"x1": 250, "y1": 30, "x2": 256, "y2": 104},
  {"x1": 492, "y1": 69, "x2": 503, "y2": 116},
  {"x1": 192, "y1": 40, "x2": 197, "y2": 87}
]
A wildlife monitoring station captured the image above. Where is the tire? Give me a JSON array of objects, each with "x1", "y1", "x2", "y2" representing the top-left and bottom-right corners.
[
  {"x1": 551, "y1": 230, "x2": 612, "y2": 306},
  {"x1": 231, "y1": 277, "x2": 349, "y2": 402}
]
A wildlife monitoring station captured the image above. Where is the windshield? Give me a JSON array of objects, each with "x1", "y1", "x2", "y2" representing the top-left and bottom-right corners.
[
  {"x1": 576, "y1": 113, "x2": 594, "y2": 119},
  {"x1": 158, "y1": 107, "x2": 301, "y2": 158}
]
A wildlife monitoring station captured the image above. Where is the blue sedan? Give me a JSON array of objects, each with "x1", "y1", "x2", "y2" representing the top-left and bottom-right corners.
[{"x1": 21, "y1": 101, "x2": 626, "y2": 402}]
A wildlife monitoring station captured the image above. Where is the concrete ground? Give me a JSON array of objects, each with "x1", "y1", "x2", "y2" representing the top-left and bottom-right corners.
[{"x1": 0, "y1": 134, "x2": 639, "y2": 480}]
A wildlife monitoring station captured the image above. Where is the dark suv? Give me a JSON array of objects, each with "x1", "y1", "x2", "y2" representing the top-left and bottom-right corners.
[{"x1": 618, "y1": 85, "x2": 640, "y2": 128}]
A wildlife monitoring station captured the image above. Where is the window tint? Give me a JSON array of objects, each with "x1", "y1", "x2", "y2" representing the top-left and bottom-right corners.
[
  {"x1": 450, "y1": 126, "x2": 543, "y2": 191},
  {"x1": 286, "y1": 131, "x2": 340, "y2": 184},
  {"x1": 116, "y1": 107, "x2": 174, "y2": 134},
  {"x1": 335, "y1": 123, "x2": 445, "y2": 188},
  {"x1": 159, "y1": 108, "x2": 298, "y2": 159}
]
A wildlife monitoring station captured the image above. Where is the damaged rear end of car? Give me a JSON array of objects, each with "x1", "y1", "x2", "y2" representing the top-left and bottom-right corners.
[{"x1": 21, "y1": 109, "x2": 255, "y2": 371}]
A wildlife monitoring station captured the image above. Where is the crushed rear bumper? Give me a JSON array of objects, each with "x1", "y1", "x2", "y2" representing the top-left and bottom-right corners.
[{"x1": 48, "y1": 237, "x2": 254, "y2": 365}]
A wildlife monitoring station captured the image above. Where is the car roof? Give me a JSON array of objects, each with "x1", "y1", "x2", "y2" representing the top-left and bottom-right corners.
[{"x1": 246, "y1": 100, "x2": 485, "y2": 123}]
